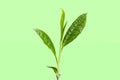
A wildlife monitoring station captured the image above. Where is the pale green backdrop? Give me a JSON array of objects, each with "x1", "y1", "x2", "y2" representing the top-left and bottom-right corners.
[{"x1": 0, "y1": 0, "x2": 120, "y2": 80}]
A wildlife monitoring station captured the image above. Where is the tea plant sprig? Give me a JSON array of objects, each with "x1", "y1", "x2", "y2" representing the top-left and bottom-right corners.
[{"x1": 34, "y1": 9, "x2": 87, "y2": 80}]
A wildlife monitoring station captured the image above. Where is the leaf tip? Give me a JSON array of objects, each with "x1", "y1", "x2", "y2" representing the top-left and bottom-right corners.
[
  {"x1": 47, "y1": 66, "x2": 51, "y2": 68},
  {"x1": 83, "y1": 13, "x2": 87, "y2": 16},
  {"x1": 60, "y1": 8, "x2": 64, "y2": 12},
  {"x1": 33, "y1": 28, "x2": 38, "y2": 32},
  {"x1": 60, "y1": 8, "x2": 65, "y2": 16}
]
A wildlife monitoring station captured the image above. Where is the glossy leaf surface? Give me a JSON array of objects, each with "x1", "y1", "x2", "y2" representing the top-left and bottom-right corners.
[
  {"x1": 34, "y1": 29, "x2": 57, "y2": 60},
  {"x1": 63, "y1": 13, "x2": 87, "y2": 47}
]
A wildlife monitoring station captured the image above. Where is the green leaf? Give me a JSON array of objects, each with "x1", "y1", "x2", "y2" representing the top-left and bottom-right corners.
[
  {"x1": 63, "y1": 13, "x2": 87, "y2": 47},
  {"x1": 34, "y1": 29, "x2": 57, "y2": 60},
  {"x1": 47, "y1": 66, "x2": 59, "y2": 75},
  {"x1": 47, "y1": 66, "x2": 60, "y2": 80},
  {"x1": 60, "y1": 9, "x2": 65, "y2": 40},
  {"x1": 63, "y1": 21, "x2": 67, "y2": 35}
]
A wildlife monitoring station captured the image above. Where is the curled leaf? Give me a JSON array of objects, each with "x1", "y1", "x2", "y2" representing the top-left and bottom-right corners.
[
  {"x1": 63, "y1": 13, "x2": 87, "y2": 47},
  {"x1": 47, "y1": 66, "x2": 59, "y2": 74},
  {"x1": 34, "y1": 29, "x2": 57, "y2": 61},
  {"x1": 63, "y1": 21, "x2": 67, "y2": 36},
  {"x1": 60, "y1": 9, "x2": 65, "y2": 40},
  {"x1": 47, "y1": 66, "x2": 60, "y2": 80}
]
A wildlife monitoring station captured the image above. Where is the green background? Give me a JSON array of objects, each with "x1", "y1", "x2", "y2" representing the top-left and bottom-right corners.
[{"x1": 0, "y1": 0, "x2": 120, "y2": 80}]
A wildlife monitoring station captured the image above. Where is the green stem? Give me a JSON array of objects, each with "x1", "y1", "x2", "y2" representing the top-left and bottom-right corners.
[
  {"x1": 55, "y1": 56, "x2": 58, "y2": 68},
  {"x1": 55, "y1": 38, "x2": 63, "y2": 80},
  {"x1": 56, "y1": 75, "x2": 60, "y2": 80},
  {"x1": 56, "y1": 22, "x2": 64, "y2": 80},
  {"x1": 57, "y1": 41, "x2": 63, "y2": 71}
]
